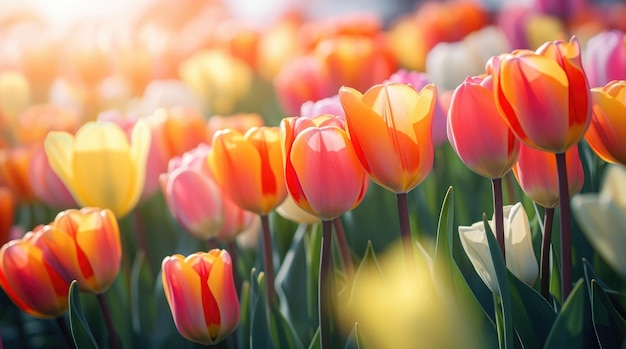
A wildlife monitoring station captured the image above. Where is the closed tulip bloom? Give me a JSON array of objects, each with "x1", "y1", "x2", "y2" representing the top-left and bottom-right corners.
[
  {"x1": 459, "y1": 202, "x2": 539, "y2": 294},
  {"x1": 572, "y1": 165, "x2": 626, "y2": 277},
  {"x1": 162, "y1": 249, "x2": 240, "y2": 345},
  {"x1": 0, "y1": 228, "x2": 70, "y2": 318},
  {"x1": 209, "y1": 127, "x2": 287, "y2": 215},
  {"x1": 339, "y1": 82, "x2": 436, "y2": 193},
  {"x1": 162, "y1": 144, "x2": 257, "y2": 241},
  {"x1": 447, "y1": 75, "x2": 520, "y2": 179},
  {"x1": 490, "y1": 37, "x2": 591, "y2": 153},
  {"x1": 41, "y1": 208, "x2": 121, "y2": 294},
  {"x1": 587, "y1": 80, "x2": 626, "y2": 165},
  {"x1": 513, "y1": 143, "x2": 584, "y2": 208},
  {"x1": 44, "y1": 120, "x2": 151, "y2": 217},
  {"x1": 583, "y1": 30, "x2": 626, "y2": 88},
  {"x1": 28, "y1": 144, "x2": 76, "y2": 208},
  {"x1": 281, "y1": 115, "x2": 368, "y2": 220}
]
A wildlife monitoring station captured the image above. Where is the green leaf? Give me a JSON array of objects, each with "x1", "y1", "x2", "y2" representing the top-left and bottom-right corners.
[
  {"x1": 239, "y1": 280, "x2": 251, "y2": 349},
  {"x1": 347, "y1": 241, "x2": 383, "y2": 306},
  {"x1": 268, "y1": 303, "x2": 305, "y2": 349},
  {"x1": 432, "y1": 187, "x2": 499, "y2": 349},
  {"x1": 343, "y1": 323, "x2": 365, "y2": 349},
  {"x1": 591, "y1": 280, "x2": 626, "y2": 348},
  {"x1": 508, "y1": 270, "x2": 556, "y2": 348},
  {"x1": 68, "y1": 280, "x2": 100, "y2": 349},
  {"x1": 483, "y1": 214, "x2": 514, "y2": 349},
  {"x1": 130, "y1": 251, "x2": 155, "y2": 344},
  {"x1": 544, "y1": 279, "x2": 597, "y2": 349},
  {"x1": 307, "y1": 327, "x2": 320, "y2": 349}
]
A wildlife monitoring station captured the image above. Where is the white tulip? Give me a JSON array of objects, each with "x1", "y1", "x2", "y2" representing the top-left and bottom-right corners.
[
  {"x1": 459, "y1": 202, "x2": 539, "y2": 294},
  {"x1": 572, "y1": 164, "x2": 626, "y2": 278}
]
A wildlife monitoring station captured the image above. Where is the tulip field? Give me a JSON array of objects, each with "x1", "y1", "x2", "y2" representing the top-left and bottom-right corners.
[{"x1": 1, "y1": 0, "x2": 626, "y2": 348}]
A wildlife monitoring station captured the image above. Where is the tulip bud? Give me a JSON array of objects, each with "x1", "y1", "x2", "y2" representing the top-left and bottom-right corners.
[{"x1": 162, "y1": 249, "x2": 240, "y2": 345}]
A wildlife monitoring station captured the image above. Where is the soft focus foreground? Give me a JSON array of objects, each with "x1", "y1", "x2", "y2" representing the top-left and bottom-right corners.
[{"x1": 1, "y1": 0, "x2": 626, "y2": 348}]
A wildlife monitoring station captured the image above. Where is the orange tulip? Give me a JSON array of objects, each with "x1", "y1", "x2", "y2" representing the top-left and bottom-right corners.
[
  {"x1": 490, "y1": 36, "x2": 592, "y2": 153},
  {"x1": 162, "y1": 249, "x2": 240, "y2": 345},
  {"x1": 208, "y1": 127, "x2": 287, "y2": 215},
  {"x1": 513, "y1": 143, "x2": 584, "y2": 208},
  {"x1": 0, "y1": 186, "x2": 15, "y2": 246},
  {"x1": 281, "y1": 115, "x2": 368, "y2": 220},
  {"x1": 0, "y1": 227, "x2": 71, "y2": 318},
  {"x1": 447, "y1": 75, "x2": 520, "y2": 179},
  {"x1": 40, "y1": 208, "x2": 121, "y2": 294},
  {"x1": 587, "y1": 80, "x2": 626, "y2": 165},
  {"x1": 339, "y1": 82, "x2": 437, "y2": 193},
  {"x1": 0, "y1": 145, "x2": 37, "y2": 202}
]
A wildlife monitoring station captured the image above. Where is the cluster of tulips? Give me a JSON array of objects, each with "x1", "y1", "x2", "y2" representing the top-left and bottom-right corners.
[{"x1": 1, "y1": 0, "x2": 626, "y2": 348}]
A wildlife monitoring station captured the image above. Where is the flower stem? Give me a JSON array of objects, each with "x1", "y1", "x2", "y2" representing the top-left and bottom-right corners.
[
  {"x1": 332, "y1": 217, "x2": 353, "y2": 278},
  {"x1": 96, "y1": 293, "x2": 120, "y2": 349},
  {"x1": 555, "y1": 152, "x2": 572, "y2": 300},
  {"x1": 492, "y1": 178, "x2": 506, "y2": 260},
  {"x1": 319, "y1": 220, "x2": 333, "y2": 349},
  {"x1": 260, "y1": 215, "x2": 277, "y2": 306},
  {"x1": 494, "y1": 294, "x2": 505, "y2": 349},
  {"x1": 540, "y1": 207, "x2": 555, "y2": 301},
  {"x1": 396, "y1": 192, "x2": 415, "y2": 273},
  {"x1": 55, "y1": 316, "x2": 75, "y2": 349}
]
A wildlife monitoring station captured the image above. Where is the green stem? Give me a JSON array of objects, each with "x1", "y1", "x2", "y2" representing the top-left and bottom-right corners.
[
  {"x1": 319, "y1": 220, "x2": 333, "y2": 349},
  {"x1": 260, "y1": 215, "x2": 277, "y2": 306},
  {"x1": 396, "y1": 192, "x2": 415, "y2": 273},
  {"x1": 555, "y1": 152, "x2": 572, "y2": 300},
  {"x1": 492, "y1": 178, "x2": 505, "y2": 260},
  {"x1": 540, "y1": 207, "x2": 555, "y2": 301},
  {"x1": 494, "y1": 294, "x2": 505, "y2": 349},
  {"x1": 96, "y1": 293, "x2": 120, "y2": 349},
  {"x1": 332, "y1": 217, "x2": 353, "y2": 278},
  {"x1": 55, "y1": 316, "x2": 76, "y2": 349}
]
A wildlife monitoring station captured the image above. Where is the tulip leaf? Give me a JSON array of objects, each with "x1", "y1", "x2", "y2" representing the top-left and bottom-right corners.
[
  {"x1": 249, "y1": 270, "x2": 273, "y2": 349},
  {"x1": 344, "y1": 323, "x2": 365, "y2": 349},
  {"x1": 130, "y1": 251, "x2": 155, "y2": 343},
  {"x1": 591, "y1": 280, "x2": 626, "y2": 347},
  {"x1": 276, "y1": 223, "x2": 319, "y2": 344},
  {"x1": 307, "y1": 327, "x2": 320, "y2": 349},
  {"x1": 482, "y1": 214, "x2": 514, "y2": 349},
  {"x1": 68, "y1": 280, "x2": 100, "y2": 349},
  {"x1": 544, "y1": 279, "x2": 596, "y2": 349},
  {"x1": 432, "y1": 187, "x2": 499, "y2": 349},
  {"x1": 239, "y1": 280, "x2": 251, "y2": 349},
  {"x1": 268, "y1": 303, "x2": 305, "y2": 349},
  {"x1": 507, "y1": 270, "x2": 556, "y2": 348}
]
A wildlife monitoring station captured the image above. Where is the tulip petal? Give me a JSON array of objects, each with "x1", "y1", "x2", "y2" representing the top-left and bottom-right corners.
[{"x1": 44, "y1": 131, "x2": 76, "y2": 196}]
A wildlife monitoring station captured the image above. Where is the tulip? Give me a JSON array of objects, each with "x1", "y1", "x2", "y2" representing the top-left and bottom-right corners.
[
  {"x1": 274, "y1": 56, "x2": 333, "y2": 116},
  {"x1": 281, "y1": 115, "x2": 368, "y2": 220},
  {"x1": 208, "y1": 127, "x2": 287, "y2": 215},
  {"x1": 587, "y1": 80, "x2": 626, "y2": 166},
  {"x1": 513, "y1": 143, "x2": 584, "y2": 208},
  {"x1": 447, "y1": 75, "x2": 520, "y2": 179},
  {"x1": 0, "y1": 187, "x2": 14, "y2": 245},
  {"x1": 206, "y1": 113, "x2": 264, "y2": 141},
  {"x1": 43, "y1": 120, "x2": 151, "y2": 217},
  {"x1": 0, "y1": 228, "x2": 71, "y2": 318},
  {"x1": 387, "y1": 69, "x2": 447, "y2": 146},
  {"x1": 299, "y1": 95, "x2": 344, "y2": 119},
  {"x1": 40, "y1": 208, "x2": 122, "y2": 294},
  {"x1": 583, "y1": 30, "x2": 626, "y2": 88},
  {"x1": 148, "y1": 106, "x2": 209, "y2": 160},
  {"x1": 490, "y1": 36, "x2": 592, "y2": 153},
  {"x1": 162, "y1": 249, "x2": 240, "y2": 345},
  {"x1": 339, "y1": 82, "x2": 436, "y2": 194},
  {"x1": 28, "y1": 144, "x2": 76, "y2": 208},
  {"x1": 15, "y1": 104, "x2": 82, "y2": 145},
  {"x1": 572, "y1": 165, "x2": 626, "y2": 278},
  {"x1": 0, "y1": 145, "x2": 37, "y2": 202},
  {"x1": 276, "y1": 194, "x2": 321, "y2": 225},
  {"x1": 161, "y1": 143, "x2": 257, "y2": 242},
  {"x1": 459, "y1": 202, "x2": 539, "y2": 294}
]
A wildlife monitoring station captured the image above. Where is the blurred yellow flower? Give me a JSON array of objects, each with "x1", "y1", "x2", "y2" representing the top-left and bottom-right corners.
[{"x1": 44, "y1": 121, "x2": 151, "y2": 217}]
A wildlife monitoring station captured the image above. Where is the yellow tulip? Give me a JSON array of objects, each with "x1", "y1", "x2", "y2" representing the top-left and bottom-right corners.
[{"x1": 44, "y1": 121, "x2": 151, "y2": 217}]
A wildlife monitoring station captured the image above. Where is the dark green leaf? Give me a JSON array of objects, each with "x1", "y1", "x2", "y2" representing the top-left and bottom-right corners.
[
  {"x1": 591, "y1": 280, "x2": 626, "y2": 348},
  {"x1": 544, "y1": 279, "x2": 597, "y2": 349},
  {"x1": 68, "y1": 281, "x2": 99, "y2": 349},
  {"x1": 307, "y1": 327, "x2": 320, "y2": 349}
]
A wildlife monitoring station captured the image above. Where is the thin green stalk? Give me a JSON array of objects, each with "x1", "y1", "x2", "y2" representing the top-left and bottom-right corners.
[
  {"x1": 96, "y1": 293, "x2": 120, "y2": 349},
  {"x1": 396, "y1": 192, "x2": 415, "y2": 273},
  {"x1": 494, "y1": 294, "x2": 505, "y2": 349},
  {"x1": 260, "y1": 215, "x2": 277, "y2": 306},
  {"x1": 540, "y1": 207, "x2": 555, "y2": 301},
  {"x1": 332, "y1": 217, "x2": 353, "y2": 278},
  {"x1": 492, "y1": 178, "x2": 505, "y2": 260},
  {"x1": 55, "y1": 316, "x2": 76, "y2": 349},
  {"x1": 555, "y1": 152, "x2": 572, "y2": 300},
  {"x1": 319, "y1": 220, "x2": 333, "y2": 349}
]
